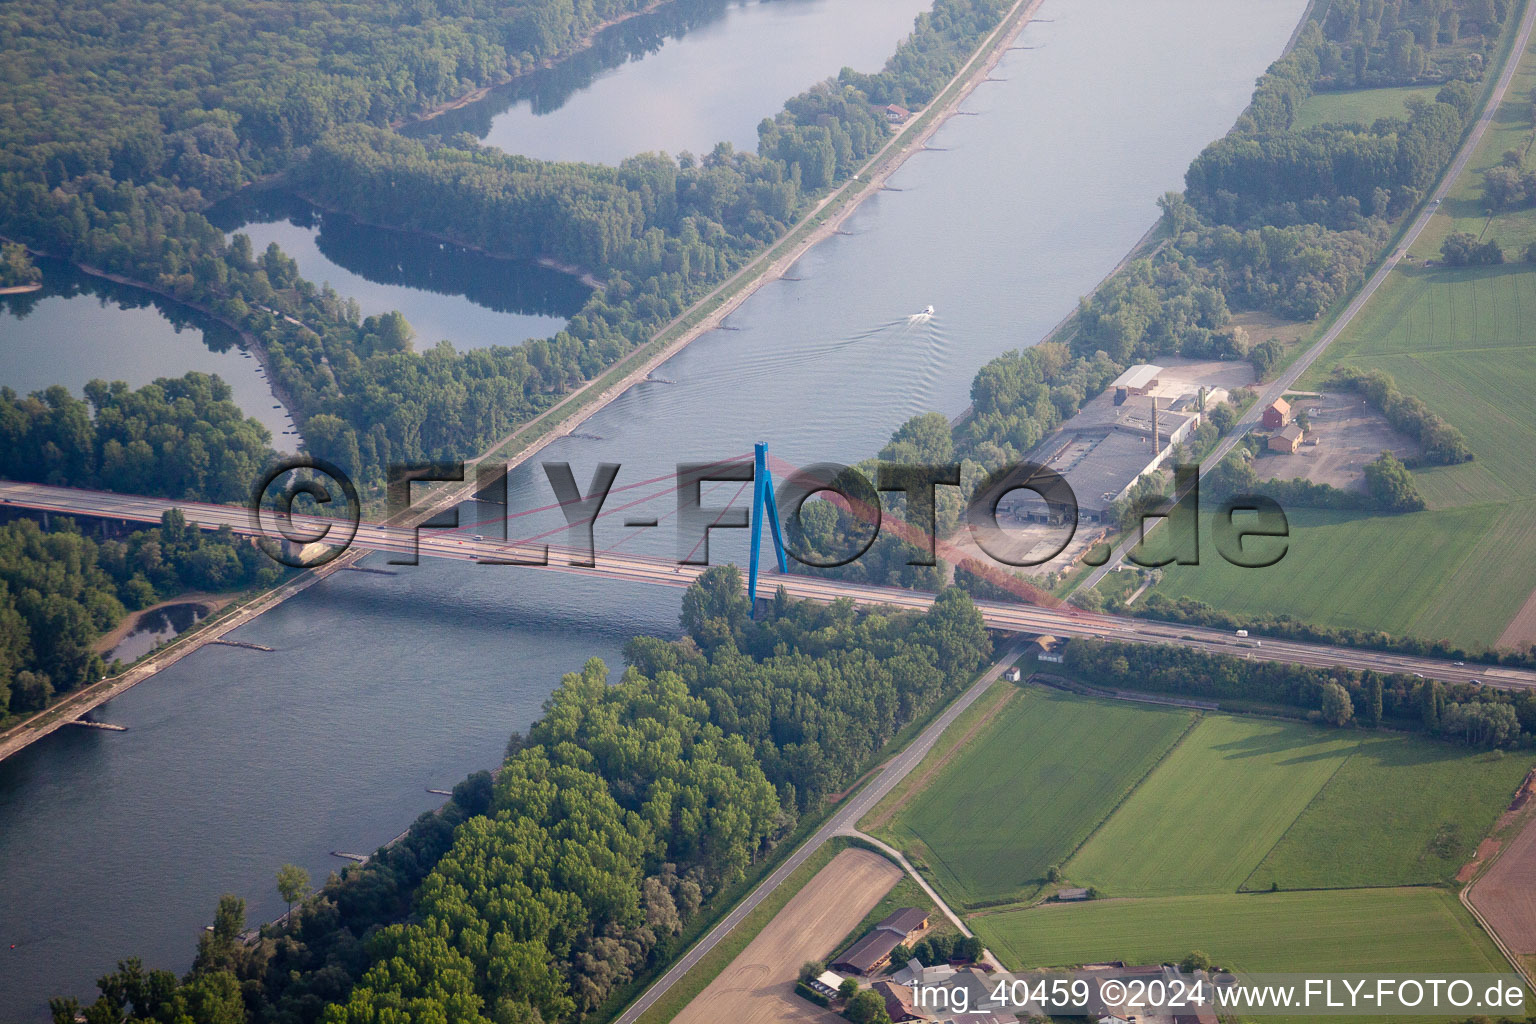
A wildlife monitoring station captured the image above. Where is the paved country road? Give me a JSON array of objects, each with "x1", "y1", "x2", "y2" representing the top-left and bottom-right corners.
[
  {"x1": 1083, "y1": 0, "x2": 1536, "y2": 589},
  {"x1": 610, "y1": 640, "x2": 1028, "y2": 1024}
]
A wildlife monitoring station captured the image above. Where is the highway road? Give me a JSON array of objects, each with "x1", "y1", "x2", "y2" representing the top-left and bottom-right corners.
[
  {"x1": 1082, "y1": 0, "x2": 1536, "y2": 589},
  {"x1": 5, "y1": 479, "x2": 1534, "y2": 691}
]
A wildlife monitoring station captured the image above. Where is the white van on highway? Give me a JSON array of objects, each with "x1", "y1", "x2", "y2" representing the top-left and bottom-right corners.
[{"x1": 1235, "y1": 629, "x2": 1249, "y2": 638}]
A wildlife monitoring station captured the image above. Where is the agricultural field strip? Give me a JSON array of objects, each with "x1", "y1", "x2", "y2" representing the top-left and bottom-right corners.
[
  {"x1": 1064, "y1": 717, "x2": 1362, "y2": 897},
  {"x1": 1243, "y1": 738, "x2": 1535, "y2": 890},
  {"x1": 973, "y1": 887, "x2": 1515, "y2": 1024},
  {"x1": 877, "y1": 689, "x2": 1195, "y2": 908}
]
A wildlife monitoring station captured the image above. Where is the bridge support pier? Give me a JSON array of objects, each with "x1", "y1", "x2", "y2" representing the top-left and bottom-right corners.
[{"x1": 747, "y1": 443, "x2": 789, "y2": 617}]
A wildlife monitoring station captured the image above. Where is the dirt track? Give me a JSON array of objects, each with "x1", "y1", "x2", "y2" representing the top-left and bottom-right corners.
[
  {"x1": 671, "y1": 848, "x2": 902, "y2": 1024},
  {"x1": 1469, "y1": 806, "x2": 1536, "y2": 955}
]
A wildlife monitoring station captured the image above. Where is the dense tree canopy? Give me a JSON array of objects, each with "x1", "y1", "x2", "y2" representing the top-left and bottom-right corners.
[
  {"x1": 0, "y1": 511, "x2": 282, "y2": 721},
  {"x1": 1066, "y1": 637, "x2": 1534, "y2": 747},
  {"x1": 0, "y1": 373, "x2": 276, "y2": 502},
  {"x1": 54, "y1": 571, "x2": 991, "y2": 1024}
]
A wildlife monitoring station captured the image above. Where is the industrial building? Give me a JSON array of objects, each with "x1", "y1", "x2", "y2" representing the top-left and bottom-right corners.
[
  {"x1": 1110, "y1": 363, "x2": 1162, "y2": 402},
  {"x1": 1011, "y1": 385, "x2": 1203, "y2": 524}
]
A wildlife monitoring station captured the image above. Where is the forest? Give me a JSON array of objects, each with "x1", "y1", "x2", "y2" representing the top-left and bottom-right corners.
[
  {"x1": 0, "y1": 510, "x2": 283, "y2": 722},
  {"x1": 0, "y1": 241, "x2": 40, "y2": 288},
  {"x1": 1065, "y1": 637, "x2": 1533, "y2": 747},
  {"x1": 49, "y1": 570, "x2": 992, "y2": 1024},
  {"x1": 0, "y1": 373, "x2": 278, "y2": 503},
  {"x1": 0, "y1": 372, "x2": 287, "y2": 719},
  {"x1": 0, "y1": 0, "x2": 1014, "y2": 501},
  {"x1": 0, "y1": 0, "x2": 668, "y2": 193}
]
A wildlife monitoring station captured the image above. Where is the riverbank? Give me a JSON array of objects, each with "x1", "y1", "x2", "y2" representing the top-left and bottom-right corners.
[
  {"x1": 388, "y1": 0, "x2": 672, "y2": 129},
  {"x1": 432, "y1": 0, "x2": 1046, "y2": 488},
  {"x1": 0, "y1": 0, "x2": 1042, "y2": 767},
  {"x1": 0, "y1": 550, "x2": 365, "y2": 764},
  {"x1": 92, "y1": 592, "x2": 239, "y2": 656}
]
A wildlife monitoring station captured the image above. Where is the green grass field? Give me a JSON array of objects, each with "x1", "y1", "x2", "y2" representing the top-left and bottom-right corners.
[
  {"x1": 1244, "y1": 737, "x2": 1532, "y2": 891},
  {"x1": 1146, "y1": 506, "x2": 1536, "y2": 648},
  {"x1": 1293, "y1": 85, "x2": 1442, "y2": 130},
  {"x1": 1064, "y1": 717, "x2": 1359, "y2": 896},
  {"x1": 875, "y1": 688, "x2": 1193, "y2": 908},
  {"x1": 1317, "y1": 264, "x2": 1536, "y2": 503},
  {"x1": 1257, "y1": 37, "x2": 1536, "y2": 649},
  {"x1": 976, "y1": 886, "x2": 1507, "y2": 975}
]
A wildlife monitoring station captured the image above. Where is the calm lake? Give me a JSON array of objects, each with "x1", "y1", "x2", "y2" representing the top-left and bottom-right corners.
[
  {"x1": 0, "y1": 0, "x2": 1308, "y2": 1015},
  {"x1": 106, "y1": 603, "x2": 213, "y2": 665},
  {"x1": 0, "y1": 258, "x2": 296, "y2": 442},
  {"x1": 424, "y1": 0, "x2": 939, "y2": 165},
  {"x1": 207, "y1": 192, "x2": 593, "y2": 353}
]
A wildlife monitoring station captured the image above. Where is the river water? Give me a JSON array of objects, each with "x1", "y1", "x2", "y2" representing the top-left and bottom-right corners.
[{"x1": 0, "y1": 0, "x2": 1307, "y2": 1015}]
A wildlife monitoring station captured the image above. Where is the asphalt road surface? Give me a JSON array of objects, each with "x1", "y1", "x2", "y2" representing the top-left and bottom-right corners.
[{"x1": 3, "y1": 479, "x2": 1532, "y2": 691}]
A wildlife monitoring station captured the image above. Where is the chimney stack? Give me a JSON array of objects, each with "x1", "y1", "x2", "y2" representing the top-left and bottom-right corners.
[{"x1": 1152, "y1": 396, "x2": 1160, "y2": 451}]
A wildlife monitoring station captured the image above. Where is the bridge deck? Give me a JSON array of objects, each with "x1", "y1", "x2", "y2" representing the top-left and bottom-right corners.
[{"x1": 2, "y1": 479, "x2": 1531, "y2": 691}]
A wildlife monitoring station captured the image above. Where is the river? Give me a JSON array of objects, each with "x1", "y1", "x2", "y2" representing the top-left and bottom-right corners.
[{"x1": 0, "y1": 0, "x2": 1308, "y2": 1015}]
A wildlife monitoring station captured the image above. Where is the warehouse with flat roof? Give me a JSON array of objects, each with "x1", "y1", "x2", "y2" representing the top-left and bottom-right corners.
[{"x1": 1008, "y1": 388, "x2": 1200, "y2": 524}]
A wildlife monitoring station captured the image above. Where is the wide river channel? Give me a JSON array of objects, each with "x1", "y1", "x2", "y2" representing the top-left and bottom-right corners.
[{"x1": 0, "y1": 0, "x2": 1307, "y2": 1014}]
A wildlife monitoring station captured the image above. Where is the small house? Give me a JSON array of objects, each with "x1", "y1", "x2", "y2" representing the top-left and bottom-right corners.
[
  {"x1": 1268, "y1": 423, "x2": 1304, "y2": 454},
  {"x1": 872, "y1": 981, "x2": 925, "y2": 1023},
  {"x1": 884, "y1": 103, "x2": 912, "y2": 123},
  {"x1": 1031, "y1": 635, "x2": 1064, "y2": 664},
  {"x1": 1003, "y1": 666, "x2": 1022, "y2": 682},
  {"x1": 1262, "y1": 397, "x2": 1292, "y2": 430}
]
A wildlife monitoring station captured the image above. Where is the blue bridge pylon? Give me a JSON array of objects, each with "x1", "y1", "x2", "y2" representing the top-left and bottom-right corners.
[{"x1": 747, "y1": 442, "x2": 789, "y2": 617}]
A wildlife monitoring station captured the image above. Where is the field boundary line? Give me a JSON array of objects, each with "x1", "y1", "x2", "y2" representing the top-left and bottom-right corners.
[
  {"x1": 1237, "y1": 740, "x2": 1365, "y2": 893},
  {"x1": 1461, "y1": 801, "x2": 1536, "y2": 989},
  {"x1": 863, "y1": 683, "x2": 1018, "y2": 832},
  {"x1": 1059, "y1": 701, "x2": 1204, "y2": 879},
  {"x1": 849, "y1": 832, "x2": 973, "y2": 938}
]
